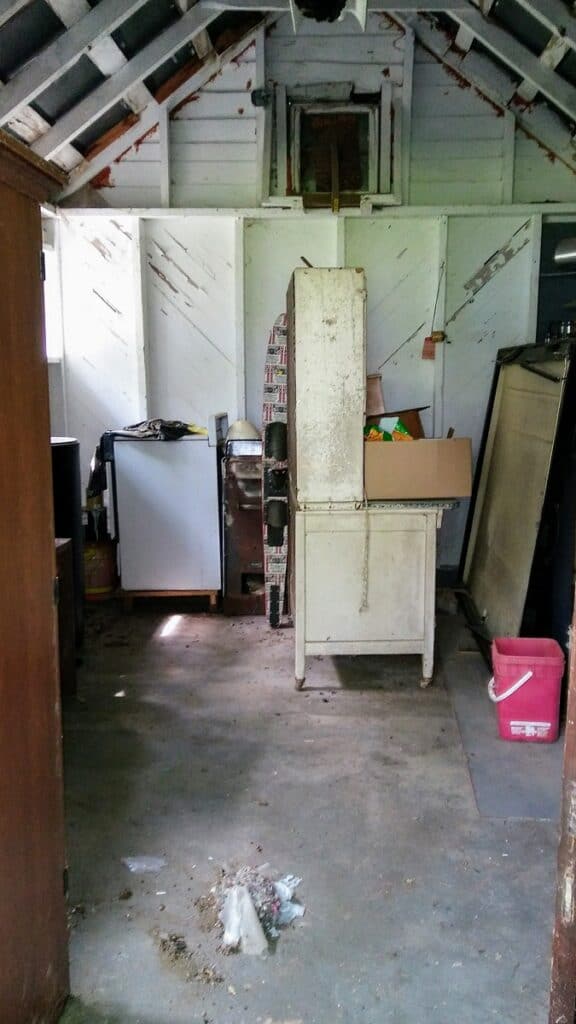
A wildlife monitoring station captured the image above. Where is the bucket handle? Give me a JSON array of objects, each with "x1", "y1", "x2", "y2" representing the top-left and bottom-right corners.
[{"x1": 488, "y1": 670, "x2": 533, "y2": 704}]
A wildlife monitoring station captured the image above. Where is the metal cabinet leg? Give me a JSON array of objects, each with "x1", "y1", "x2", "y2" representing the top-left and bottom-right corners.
[
  {"x1": 421, "y1": 650, "x2": 434, "y2": 688},
  {"x1": 295, "y1": 644, "x2": 306, "y2": 691}
]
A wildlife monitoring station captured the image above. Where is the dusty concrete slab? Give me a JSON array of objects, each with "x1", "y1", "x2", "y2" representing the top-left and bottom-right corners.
[{"x1": 59, "y1": 607, "x2": 557, "y2": 1024}]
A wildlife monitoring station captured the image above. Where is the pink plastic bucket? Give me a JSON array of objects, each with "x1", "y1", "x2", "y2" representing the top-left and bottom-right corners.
[{"x1": 489, "y1": 637, "x2": 565, "y2": 743}]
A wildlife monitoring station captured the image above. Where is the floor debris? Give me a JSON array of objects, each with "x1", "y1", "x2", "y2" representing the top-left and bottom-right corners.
[
  {"x1": 155, "y1": 931, "x2": 223, "y2": 985},
  {"x1": 201, "y1": 865, "x2": 305, "y2": 955}
]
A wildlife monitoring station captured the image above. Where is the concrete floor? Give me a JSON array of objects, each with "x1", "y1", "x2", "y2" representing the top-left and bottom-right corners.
[{"x1": 59, "y1": 605, "x2": 557, "y2": 1024}]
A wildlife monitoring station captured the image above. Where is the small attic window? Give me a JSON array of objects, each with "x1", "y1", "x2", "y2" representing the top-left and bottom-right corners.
[{"x1": 290, "y1": 102, "x2": 378, "y2": 208}]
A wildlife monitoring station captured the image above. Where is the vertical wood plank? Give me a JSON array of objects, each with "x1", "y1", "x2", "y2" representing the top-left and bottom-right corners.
[
  {"x1": 432, "y1": 214, "x2": 448, "y2": 439},
  {"x1": 379, "y1": 80, "x2": 392, "y2": 195},
  {"x1": 159, "y1": 105, "x2": 171, "y2": 208},
  {"x1": 255, "y1": 27, "x2": 270, "y2": 204},
  {"x1": 235, "y1": 215, "x2": 246, "y2": 418},
  {"x1": 275, "y1": 83, "x2": 287, "y2": 195},
  {"x1": 0, "y1": 180, "x2": 69, "y2": 1024},
  {"x1": 132, "y1": 217, "x2": 150, "y2": 421},
  {"x1": 501, "y1": 109, "x2": 515, "y2": 204},
  {"x1": 401, "y1": 26, "x2": 414, "y2": 204}
]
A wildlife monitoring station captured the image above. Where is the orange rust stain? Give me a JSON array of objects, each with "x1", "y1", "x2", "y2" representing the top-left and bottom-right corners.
[
  {"x1": 238, "y1": 107, "x2": 245, "y2": 115},
  {"x1": 474, "y1": 87, "x2": 504, "y2": 117},
  {"x1": 245, "y1": 78, "x2": 252, "y2": 90},
  {"x1": 84, "y1": 112, "x2": 140, "y2": 162},
  {"x1": 517, "y1": 123, "x2": 565, "y2": 167},
  {"x1": 134, "y1": 123, "x2": 159, "y2": 152},
  {"x1": 91, "y1": 166, "x2": 113, "y2": 189},
  {"x1": 382, "y1": 67, "x2": 390, "y2": 78},
  {"x1": 442, "y1": 64, "x2": 471, "y2": 91},
  {"x1": 171, "y1": 91, "x2": 200, "y2": 118},
  {"x1": 229, "y1": 35, "x2": 258, "y2": 64},
  {"x1": 154, "y1": 56, "x2": 203, "y2": 104},
  {"x1": 510, "y1": 92, "x2": 536, "y2": 113}
]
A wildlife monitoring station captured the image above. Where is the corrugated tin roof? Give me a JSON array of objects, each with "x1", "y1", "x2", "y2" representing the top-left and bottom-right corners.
[{"x1": 0, "y1": 0, "x2": 574, "y2": 191}]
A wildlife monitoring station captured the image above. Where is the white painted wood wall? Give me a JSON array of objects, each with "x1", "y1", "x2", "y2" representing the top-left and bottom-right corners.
[
  {"x1": 243, "y1": 213, "x2": 539, "y2": 566},
  {"x1": 59, "y1": 214, "x2": 239, "y2": 494},
  {"x1": 86, "y1": 22, "x2": 576, "y2": 210}
]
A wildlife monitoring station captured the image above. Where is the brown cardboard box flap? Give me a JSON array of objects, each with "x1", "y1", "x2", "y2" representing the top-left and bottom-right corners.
[{"x1": 364, "y1": 438, "x2": 472, "y2": 500}]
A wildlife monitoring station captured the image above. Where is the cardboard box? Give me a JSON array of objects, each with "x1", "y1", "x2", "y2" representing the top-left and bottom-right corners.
[{"x1": 364, "y1": 438, "x2": 472, "y2": 500}]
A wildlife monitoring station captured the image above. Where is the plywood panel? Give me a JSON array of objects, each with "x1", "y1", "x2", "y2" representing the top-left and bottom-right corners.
[
  {"x1": 244, "y1": 217, "x2": 338, "y2": 427},
  {"x1": 144, "y1": 217, "x2": 238, "y2": 426},
  {"x1": 440, "y1": 215, "x2": 537, "y2": 567},
  {"x1": 466, "y1": 360, "x2": 566, "y2": 637},
  {"x1": 0, "y1": 181, "x2": 68, "y2": 1024},
  {"x1": 60, "y1": 215, "x2": 143, "y2": 492},
  {"x1": 345, "y1": 217, "x2": 441, "y2": 438}
]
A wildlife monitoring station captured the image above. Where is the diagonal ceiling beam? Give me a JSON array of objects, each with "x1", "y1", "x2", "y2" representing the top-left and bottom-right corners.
[
  {"x1": 449, "y1": 7, "x2": 576, "y2": 120},
  {"x1": 203, "y1": 0, "x2": 472, "y2": 9},
  {"x1": 45, "y1": 0, "x2": 154, "y2": 116},
  {"x1": 0, "y1": 0, "x2": 149, "y2": 125},
  {"x1": 33, "y1": 2, "x2": 222, "y2": 159},
  {"x1": 512, "y1": 0, "x2": 576, "y2": 51},
  {"x1": 410, "y1": 12, "x2": 576, "y2": 176},
  {"x1": 57, "y1": 22, "x2": 268, "y2": 200},
  {"x1": 517, "y1": 33, "x2": 570, "y2": 103}
]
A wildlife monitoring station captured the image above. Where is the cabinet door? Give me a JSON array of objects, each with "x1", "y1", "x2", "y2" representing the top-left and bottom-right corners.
[
  {"x1": 304, "y1": 513, "x2": 427, "y2": 643},
  {"x1": 290, "y1": 268, "x2": 366, "y2": 506},
  {"x1": 0, "y1": 183, "x2": 69, "y2": 1022}
]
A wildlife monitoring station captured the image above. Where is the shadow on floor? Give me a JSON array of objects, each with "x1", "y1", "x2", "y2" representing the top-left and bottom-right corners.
[{"x1": 441, "y1": 617, "x2": 563, "y2": 820}]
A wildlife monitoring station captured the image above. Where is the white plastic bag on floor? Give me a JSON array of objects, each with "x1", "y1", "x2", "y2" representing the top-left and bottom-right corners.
[
  {"x1": 220, "y1": 885, "x2": 269, "y2": 955},
  {"x1": 122, "y1": 856, "x2": 167, "y2": 874},
  {"x1": 274, "y1": 875, "x2": 305, "y2": 926}
]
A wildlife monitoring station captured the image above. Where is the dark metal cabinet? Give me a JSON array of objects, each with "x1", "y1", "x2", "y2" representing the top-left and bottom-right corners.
[{"x1": 222, "y1": 447, "x2": 265, "y2": 615}]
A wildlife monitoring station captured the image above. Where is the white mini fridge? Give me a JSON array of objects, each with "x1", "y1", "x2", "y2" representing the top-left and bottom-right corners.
[{"x1": 113, "y1": 435, "x2": 221, "y2": 595}]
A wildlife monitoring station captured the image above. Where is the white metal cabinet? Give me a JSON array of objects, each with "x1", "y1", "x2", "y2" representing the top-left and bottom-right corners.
[
  {"x1": 113, "y1": 436, "x2": 221, "y2": 592},
  {"x1": 293, "y1": 506, "x2": 443, "y2": 686}
]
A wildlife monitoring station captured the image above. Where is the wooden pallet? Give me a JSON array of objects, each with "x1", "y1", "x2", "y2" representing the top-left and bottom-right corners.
[{"x1": 121, "y1": 589, "x2": 219, "y2": 612}]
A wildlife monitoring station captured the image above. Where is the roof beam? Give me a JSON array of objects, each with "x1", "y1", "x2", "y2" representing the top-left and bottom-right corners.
[
  {"x1": 449, "y1": 7, "x2": 576, "y2": 120},
  {"x1": 517, "y1": 33, "x2": 570, "y2": 103},
  {"x1": 409, "y1": 12, "x2": 576, "y2": 178},
  {"x1": 0, "y1": 0, "x2": 149, "y2": 125},
  {"x1": 203, "y1": 0, "x2": 472, "y2": 10},
  {"x1": 57, "y1": 23, "x2": 266, "y2": 200},
  {"x1": 512, "y1": 0, "x2": 576, "y2": 52},
  {"x1": 45, "y1": 0, "x2": 155, "y2": 115},
  {"x1": 33, "y1": 3, "x2": 221, "y2": 159}
]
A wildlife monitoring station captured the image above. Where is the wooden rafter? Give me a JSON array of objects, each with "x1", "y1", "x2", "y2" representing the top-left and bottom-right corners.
[
  {"x1": 44, "y1": 0, "x2": 155, "y2": 117},
  {"x1": 202, "y1": 0, "x2": 472, "y2": 9},
  {"x1": 0, "y1": 0, "x2": 149, "y2": 124},
  {"x1": 57, "y1": 21, "x2": 268, "y2": 200},
  {"x1": 33, "y1": 3, "x2": 222, "y2": 159},
  {"x1": 409, "y1": 13, "x2": 576, "y2": 177},
  {"x1": 449, "y1": 6, "x2": 576, "y2": 120}
]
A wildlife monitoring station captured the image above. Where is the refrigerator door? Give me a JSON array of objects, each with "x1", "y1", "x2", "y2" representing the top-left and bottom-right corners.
[{"x1": 114, "y1": 436, "x2": 221, "y2": 591}]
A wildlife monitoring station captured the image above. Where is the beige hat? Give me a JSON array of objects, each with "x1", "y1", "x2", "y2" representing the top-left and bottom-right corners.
[{"x1": 226, "y1": 419, "x2": 261, "y2": 441}]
